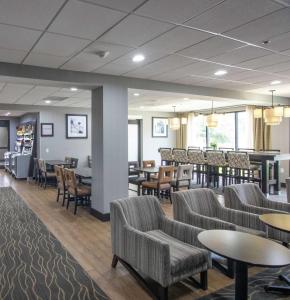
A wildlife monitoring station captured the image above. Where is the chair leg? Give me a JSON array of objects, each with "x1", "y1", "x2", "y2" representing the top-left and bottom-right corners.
[
  {"x1": 74, "y1": 197, "x2": 78, "y2": 214},
  {"x1": 67, "y1": 194, "x2": 70, "y2": 209},
  {"x1": 62, "y1": 190, "x2": 67, "y2": 206},
  {"x1": 158, "y1": 286, "x2": 168, "y2": 300},
  {"x1": 111, "y1": 255, "x2": 118, "y2": 268},
  {"x1": 200, "y1": 270, "x2": 208, "y2": 290},
  {"x1": 56, "y1": 188, "x2": 60, "y2": 202}
]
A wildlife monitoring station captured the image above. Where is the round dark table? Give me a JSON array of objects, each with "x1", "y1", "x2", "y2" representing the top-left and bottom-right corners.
[
  {"x1": 260, "y1": 213, "x2": 290, "y2": 294},
  {"x1": 198, "y1": 230, "x2": 290, "y2": 300}
]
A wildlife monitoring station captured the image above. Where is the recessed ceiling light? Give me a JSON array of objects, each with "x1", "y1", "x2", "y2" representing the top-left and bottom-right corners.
[
  {"x1": 132, "y1": 54, "x2": 145, "y2": 63},
  {"x1": 45, "y1": 100, "x2": 51, "y2": 104},
  {"x1": 134, "y1": 93, "x2": 140, "y2": 96},
  {"x1": 5, "y1": 112, "x2": 10, "y2": 116},
  {"x1": 214, "y1": 70, "x2": 228, "y2": 76},
  {"x1": 270, "y1": 80, "x2": 281, "y2": 85},
  {"x1": 70, "y1": 87, "x2": 78, "y2": 92},
  {"x1": 262, "y1": 40, "x2": 271, "y2": 45},
  {"x1": 140, "y1": 106, "x2": 145, "y2": 109}
]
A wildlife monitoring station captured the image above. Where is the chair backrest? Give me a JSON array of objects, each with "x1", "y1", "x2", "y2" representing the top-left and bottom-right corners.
[
  {"x1": 143, "y1": 160, "x2": 155, "y2": 168},
  {"x1": 38, "y1": 159, "x2": 46, "y2": 172},
  {"x1": 64, "y1": 168, "x2": 77, "y2": 196},
  {"x1": 110, "y1": 196, "x2": 164, "y2": 231},
  {"x1": 188, "y1": 146, "x2": 200, "y2": 150},
  {"x1": 227, "y1": 151, "x2": 250, "y2": 169},
  {"x1": 128, "y1": 161, "x2": 139, "y2": 177},
  {"x1": 88, "y1": 155, "x2": 92, "y2": 168},
  {"x1": 54, "y1": 165, "x2": 65, "y2": 189},
  {"x1": 176, "y1": 164, "x2": 193, "y2": 181},
  {"x1": 224, "y1": 183, "x2": 264, "y2": 208},
  {"x1": 238, "y1": 148, "x2": 254, "y2": 152},
  {"x1": 173, "y1": 188, "x2": 220, "y2": 218},
  {"x1": 158, "y1": 166, "x2": 175, "y2": 183},
  {"x1": 70, "y1": 158, "x2": 79, "y2": 168},
  {"x1": 187, "y1": 149, "x2": 205, "y2": 164},
  {"x1": 203, "y1": 147, "x2": 213, "y2": 151},
  {"x1": 219, "y1": 147, "x2": 234, "y2": 152},
  {"x1": 160, "y1": 148, "x2": 173, "y2": 161},
  {"x1": 172, "y1": 148, "x2": 187, "y2": 163},
  {"x1": 206, "y1": 151, "x2": 227, "y2": 166},
  {"x1": 65, "y1": 156, "x2": 72, "y2": 164}
]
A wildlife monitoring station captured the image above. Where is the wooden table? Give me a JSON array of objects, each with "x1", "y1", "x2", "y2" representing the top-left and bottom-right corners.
[
  {"x1": 260, "y1": 214, "x2": 290, "y2": 294},
  {"x1": 46, "y1": 160, "x2": 71, "y2": 167},
  {"x1": 248, "y1": 152, "x2": 290, "y2": 195},
  {"x1": 134, "y1": 167, "x2": 160, "y2": 181},
  {"x1": 198, "y1": 230, "x2": 290, "y2": 300}
]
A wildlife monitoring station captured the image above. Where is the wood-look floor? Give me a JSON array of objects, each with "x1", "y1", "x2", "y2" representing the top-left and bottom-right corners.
[{"x1": 0, "y1": 170, "x2": 272, "y2": 300}]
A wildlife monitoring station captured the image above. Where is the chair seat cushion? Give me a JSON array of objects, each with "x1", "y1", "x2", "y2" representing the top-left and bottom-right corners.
[
  {"x1": 142, "y1": 181, "x2": 171, "y2": 190},
  {"x1": 77, "y1": 184, "x2": 91, "y2": 196},
  {"x1": 235, "y1": 225, "x2": 265, "y2": 237},
  {"x1": 171, "y1": 179, "x2": 190, "y2": 187},
  {"x1": 146, "y1": 230, "x2": 208, "y2": 276}
]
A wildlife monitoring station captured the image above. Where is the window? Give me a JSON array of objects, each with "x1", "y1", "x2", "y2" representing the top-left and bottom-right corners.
[
  {"x1": 208, "y1": 113, "x2": 235, "y2": 149},
  {"x1": 237, "y1": 111, "x2": 252, "y2": 149},
  {"x1": 187, "y1": 114, "x2": 206, "y2": 149}
]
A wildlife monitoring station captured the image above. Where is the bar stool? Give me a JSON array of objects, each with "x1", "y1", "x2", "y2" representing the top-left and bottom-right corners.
[
  {"x1": 172, "y1": 148, "x2": 188, "y2": 166},
  {"x1": 187, "y1": 149, "x2": 206, "y2": 187},
  {"x1": 159, "y1": 148, "x2": 174, "y2": 165},
  {"x1": 206, "y1": 151, "x2": 228, "y2": 188}
]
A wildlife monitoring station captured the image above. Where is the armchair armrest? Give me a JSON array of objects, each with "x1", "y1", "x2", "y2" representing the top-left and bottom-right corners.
[
  {"x1": 241, "y1": 203, "x2": 287, "y2": 215},
  {"x1": 261, "y1": 199, "x2": 290, "y2": 213},
  {"x1": 219, "y1": 207, "x2": 263, "y2": 231},
  {"x1": 185, "y1": 211, "x2": 236, "y2": 231},
  {"x1": 123, "y1": 225, "x2": 171, "y2": 286}
]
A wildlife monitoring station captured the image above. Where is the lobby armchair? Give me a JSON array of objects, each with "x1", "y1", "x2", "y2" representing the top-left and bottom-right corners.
[{"x1": 110, "y1": 195, "x2": 211, "y2": 300}]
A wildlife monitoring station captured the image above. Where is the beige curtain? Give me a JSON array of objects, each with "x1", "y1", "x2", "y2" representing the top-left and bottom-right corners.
[
  {"x1": 253, "y1": 109, "x2": 272, "y2": 151},
  {"x1": 176, "y1": 114, "x2": 188, "y2": 148}
]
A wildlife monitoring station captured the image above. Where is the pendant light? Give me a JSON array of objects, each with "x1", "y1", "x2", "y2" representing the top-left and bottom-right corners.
[
  {"x1": 254, "y1": 108, "x2": 262, "y2": 119},
  {"x1": 169, "y1": 106, "x2": 180, "y2": 130},
  {"x1": 206, "y1": 100, "x2": 219, "y2": 128},
  {"x1": 284, "y1": 107, "x2": 290, "y2": 117},
  {"x1": 264, "y1": 90, "x2": 282, "y2": 126}
]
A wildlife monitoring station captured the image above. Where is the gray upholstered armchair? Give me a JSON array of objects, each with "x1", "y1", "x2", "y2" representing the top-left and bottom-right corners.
[
  {"x1": 224, "y1": 183, "x2": 290, "y2": 213},
  {"x1": 110, "y1": 195, "x2": 211, "y2": 300},
  {"x1": 224, "y1": 183, "x2": 290, "y2": 244},
  {"x1": 172, "y1": 188, "x2": 266, "y2": 278}
]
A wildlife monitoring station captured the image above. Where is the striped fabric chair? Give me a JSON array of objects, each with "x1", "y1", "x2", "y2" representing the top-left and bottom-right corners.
[
  {"x1": 110, "y1": 196, "x2": 211, "y2": 300},
  {"x1": 172, "y1": 148, "x2": 188, "y2": 165},
  {"x1": 224, "y1": 183, "x2": 290, "y2": 245},
  {"x1": 172, "y1": 188, "x2": 265, "y2": 278}
]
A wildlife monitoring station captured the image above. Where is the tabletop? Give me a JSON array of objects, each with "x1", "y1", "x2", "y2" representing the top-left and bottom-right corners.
[
  {"x1": 46, "y1": 160, "x2": 71, "y2": 166},
  {"x1": 134, "y1": 167, "x2": 160, "y2": 173},
  {"x1": 75, "y1": 167, "x2": 92, "y2": 178},
  {"x1": 259, "y1": 214, "x2": 290, "y2": 233},
  {"x1": 198, "y1": 230, "x2": 290, "y2": 267}
]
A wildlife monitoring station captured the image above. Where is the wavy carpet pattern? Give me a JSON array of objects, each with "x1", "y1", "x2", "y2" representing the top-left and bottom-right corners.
[
  {"x1": 0, "y1": 187, "x2": 108, "y2": 300},
  {"x1": 199, "y1": 265, "x2": 290, "y2": 299}
]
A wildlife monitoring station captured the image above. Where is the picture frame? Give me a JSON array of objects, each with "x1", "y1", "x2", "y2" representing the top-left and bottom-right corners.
[
  {"x1": 66, "y1": 114, "x2": 88, "y2": 139},
  {"x1": 152, "y1": 117, "x2": 168, "y2": 138},
  {"x1": 41, "y1": 123, "x2": 54, "y2": 137}
]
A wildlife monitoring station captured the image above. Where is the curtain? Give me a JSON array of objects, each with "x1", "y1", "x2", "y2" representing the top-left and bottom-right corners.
[
  {"x1": 176, "y1": 113, "x2": 188, "y2": 148},
  {"x1": 245, "y1": 106, "x2": 254, "y2": 148},
  {"x1": 253, "y1": 107, "x2": 272, "y2": 151},
  {"x1": 186, "y1": 113, "x2": 195, "y2": 148}
]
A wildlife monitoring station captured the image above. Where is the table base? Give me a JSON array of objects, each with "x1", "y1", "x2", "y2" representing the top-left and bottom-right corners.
[
  {"x1": 265, "y1": 274, "x2": 290, "y2": 294},
  {"x1": 235, "y1": 262, "x2": 248, "y2": 300}
]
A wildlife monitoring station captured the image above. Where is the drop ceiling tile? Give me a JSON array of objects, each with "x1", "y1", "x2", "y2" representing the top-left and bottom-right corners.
[
  {"x1": 210, "y1": 46, "x2": 272, "y2": 65},
  {"x1": 185, "y1": 0, "x2": 282, "y2": 33},
  {"x1": 33, "y1": 33, "x2": 91, "y2": 57},
  {"x1": 136, "y1": 0, "x2": 223, "y2": 23},
  {"x1": 237, "y1": 53, "x2": 290, "y2": 69},
  {"x1": 225, "y1": 8, "x2": 290, "y2": 43},
  {"x1": 236, "y1": 73, "x2": 283, "y2": 84},
  {"x1": 124, "y1": 55, "x2": 195, "y2": 78},
  {"x1": 99, "y1": 14, "x2": 173, "y2": 47},
  {"x1": 0, "y1": 0, "x2": 65, "y2": 30},
  {"x1": 61, "y1": 41, "x2": 133, "y2": 72},
  {"x1": 49, "y1": 0, "x2": 126, "y2": 40},
  {"x1": 141, "y1": 26, "x2": 213, "y2": 54},
  {"x1": 178, "y1": 36, "x2": 244, "y2": 59},
  {"x1": 257, "y1": 60, "x2": 290, "y2": 73},
  {"x1": 0, "y1": 24, "x2": 41, "y2": 51},
  {"x1": 0, "y1": 84, "x2": 34, "y2": 104},
  {"x1": 80, "y1": 0, "x2": 145, "y2": 12},
  {"x1": 264, "y1": 31, "x2": 290, "y2": 51},
  {"x1": 15, "y1": 86, "x2": 60, "y2": 104},
  {"x1": 173, "y1": 75, "x2": 208, "y2": 85},
  {"x1": 23, "y1": 53, "x2": 68, "y2": 68},
  {"x1": 275, "y1": 69, "x2": 290, "y2": 76},
  {"x1": 0, "y1": 48, "x2": 28, "y2": 63}
]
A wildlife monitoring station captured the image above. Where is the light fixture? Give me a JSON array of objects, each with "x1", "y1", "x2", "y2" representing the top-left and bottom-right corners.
[
  {"x1": 270, "y1": 80, "x2": 281, "y2": 85},
  {"x1": 206, "y1": 101, "x2": 219, "y2": 128},
  {"x1": 264, "y1": 90, "x2": 282, "y2": 126},
  {"x1": 139, "y1": 106, "x2": 144, "y2": 109},
  {"x1": 70, "y1": 87, "x2": 78, "y2": 92},
  {"x1": 284, "y1": 107, "x2": 290, "y2": 118},
  {"x1": 132, "y1": 54, "x2": 145, "y2": 63},
  {"x1": 45, "y1": 100, "x2": 51, "y2": 104},
  {"x1": 214, "y1": 70, "x2": 228, "y2": 76},
  {"x1": 181, "y1": 117, "x2": 188, "y2": 125},
  {"x1": 169, "y1": 106, "x2": 180, "y2": 130},
  {"x1": 134, "y1": 93, "x2": 140, "y2": 96},
  {"x1": 183, "y1": 97, "x2": 189, "y2": 100},
  {"x1": 5, "y1": 112, "x2": 10, "y2": 116},
  {"x1": 254, "y1": 108, "x2": 262, "y2": 118}
]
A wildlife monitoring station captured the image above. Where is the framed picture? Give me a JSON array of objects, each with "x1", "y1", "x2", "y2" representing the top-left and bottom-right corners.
[
  {"x1": 41, "y1": 123, "x2": 54, "y2": 137},
  {"x1": 152, "y1": 117, "x2": 168, "y2": 138},
  {"x1": 66, "y1": 114, "x2": 88, "y2": 139}
]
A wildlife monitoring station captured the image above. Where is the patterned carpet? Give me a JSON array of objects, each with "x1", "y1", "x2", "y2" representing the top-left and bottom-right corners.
[
  {"x1": 0, "y1": 187, "x2": 108, "y2": 300},
  {"x1": 199, "y1": 265, "x2": 290, "y2": 299}
]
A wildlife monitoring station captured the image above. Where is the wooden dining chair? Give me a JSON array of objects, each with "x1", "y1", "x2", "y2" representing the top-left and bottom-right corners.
[
  {"x1": 64, "y1": 168, "x2": 91, "y2": 214},
  {"x1": 33, "y1": 158, "x2": 40, "y2": 184},
  {"x1": 38, "y1": 160, "x2": 56, "y2": 189},
  {"x1": 54, "y1": 165, "x2": 67, "y2": 206},
  {"x1": 70, "y1": 157, "x2": 79, "y2": 168},
  {"x1": 143, "y1": 160, "x2": 155, "y2": 168}
]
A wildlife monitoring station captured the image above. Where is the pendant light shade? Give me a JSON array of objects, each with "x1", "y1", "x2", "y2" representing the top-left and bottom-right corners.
[
  {"x1": 254, "y1": 108, "x2": 262, "y2": 118},
  {"x1": 273, "y1": 106, "x2": 284, "y2": 117},
  {"x1": 284, "y1": 107, "x2": 290, "y2": 117},
  {"x1": 169, "y1": 117, "x2": 180, "y2": 130},
  {"x1": 264, "y1": 90, "x2": 282, "y2": 126},
  {"x1": 206, "y1": 101, "x2": 219, "y2": 128},
  {"x1": 181, "y1": 117, "x2": 188, "y2": 125}
]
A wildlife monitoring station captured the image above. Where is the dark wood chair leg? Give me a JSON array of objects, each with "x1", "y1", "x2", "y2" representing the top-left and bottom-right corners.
[
  {"x1": 56, "y1": 188, "x2": 60, "y2": 202},
  {"x1": 158, "y1": 286, "x2": 168, "y2": 300},
  {"x1": 200, "y1": 270, "x2": 208, "y2": 290},
  {"x1": 74, "y1": 197, "x2": 78, "y2": 214},
  {"x1": 67, "y1": 194, "x2": 70, "y2": 209},
  {"x1": 112, "y1": 255, "x2": 118, "y2": 268},
  {"x1": 62, "y1": 190, "x2": 67, "y2": 206}
]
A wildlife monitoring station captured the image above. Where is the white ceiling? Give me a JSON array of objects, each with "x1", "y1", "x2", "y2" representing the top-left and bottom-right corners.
[{"x1": 0, "y1": 0, "x2": 289, "y2": 97}]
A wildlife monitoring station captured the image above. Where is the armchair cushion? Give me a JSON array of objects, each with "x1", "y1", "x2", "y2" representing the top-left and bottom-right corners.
[{"x1": 146, "y1": 230, "x2": 209, "y2": 276}]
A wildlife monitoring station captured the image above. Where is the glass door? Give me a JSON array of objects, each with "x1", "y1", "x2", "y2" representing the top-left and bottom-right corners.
[
  {"x1": 0, "y1": 120, "x2": 9, "y2": 165},
  {"x1": 128, "y1": 120, "x2": 141, "y2": 162}
]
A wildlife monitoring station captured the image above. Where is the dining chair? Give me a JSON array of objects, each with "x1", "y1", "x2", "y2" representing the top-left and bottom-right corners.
[
  {"x1": 128, "y1": 161, "x2": 145, "y2": 195},
  {"x1": 70, "y1": 157, "x2": 79, "y2": 168},
  {"x1": 64, "y1": 168, "x2": 91, "y2": 214},
  {"x1": 159, "y1": 148, "x2": 174, "y2": 165},
  {"x1": 33, "y1": 158, "x2": 40, "y2": 184},
  {"x1": 54, "y1": 165, "x2": 67, "y2": 206},
  {"x1": 187, "y1": 150, "x2": 206, "y2": 186},
  {"x1": 206, "y1": 151, "x2": 228, "y2": 188},
  {"x1": 143, "y1": 160, "x2": 155, "y2": 168},
  {"x1": 188, "y1": 146, "x2": 201, "y2": 150},
  {"x1": 171, "y1": 164, "x2": 193, "y2": 191},
  {"x1": 172, "y1": 148, "x2": 188, "y2": 166},
  {"x1": 142, "y1": 166, "x2": 175, "y2": 201},
  {"x1": 38, "y1": 159, "x2": 56, "y2": 189},
  {"x1": 219, "y1": 147, "x2": 234, "y2": 152}
]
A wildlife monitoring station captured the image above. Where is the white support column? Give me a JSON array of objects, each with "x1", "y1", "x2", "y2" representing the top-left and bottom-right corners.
[{"x1": 91, "y1": 84, "x2": 128, "y2": 221}]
